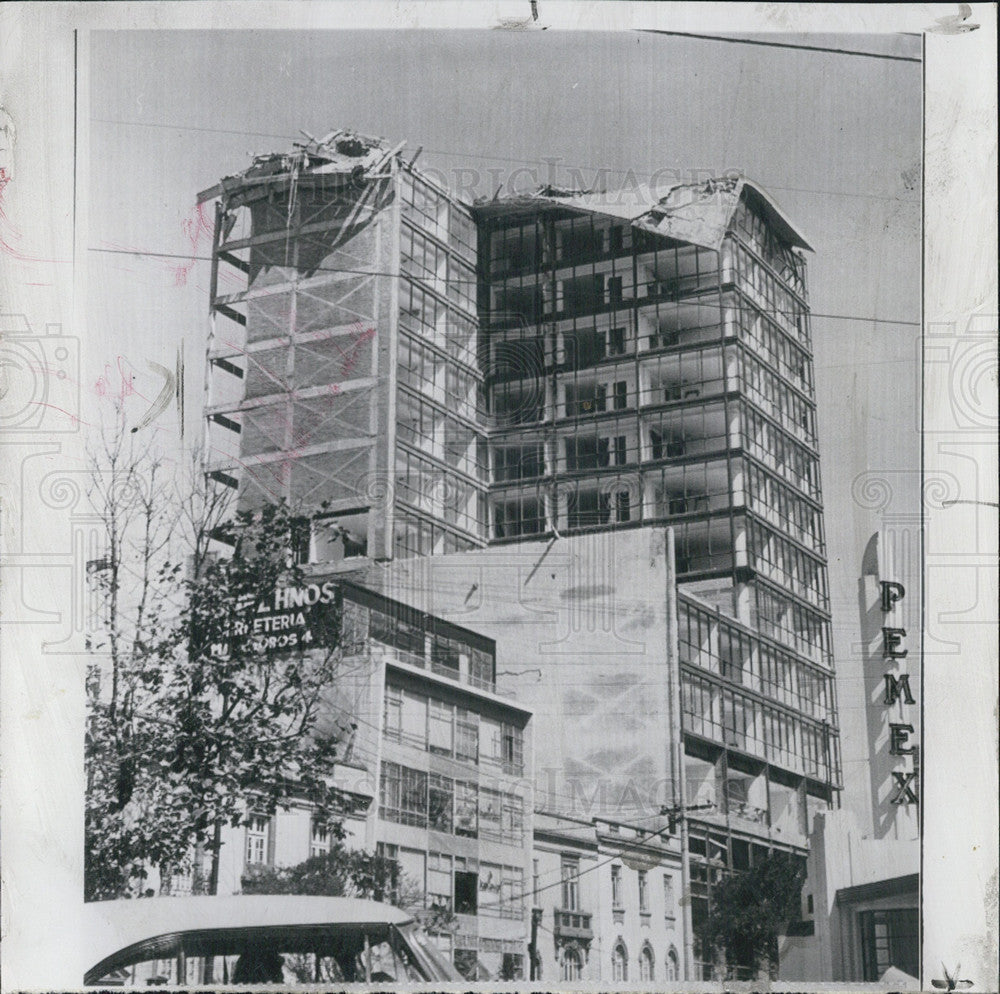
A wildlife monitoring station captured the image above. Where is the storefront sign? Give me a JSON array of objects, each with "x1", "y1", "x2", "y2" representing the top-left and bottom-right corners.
[
  {"x1": 211, "y1": 580, "x2": 342, "y2": 657},
  {"x1": 880, "y1": 580, "x2": 918, "y2": 805}
]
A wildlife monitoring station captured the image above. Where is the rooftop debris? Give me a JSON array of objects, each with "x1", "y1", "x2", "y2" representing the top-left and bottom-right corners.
[
  {"x1": 197, "y1": 130, "x2": 401, "y2": 206},
  {"x1": 473, "y1": 175, "x2": 812, "y2": 252}
]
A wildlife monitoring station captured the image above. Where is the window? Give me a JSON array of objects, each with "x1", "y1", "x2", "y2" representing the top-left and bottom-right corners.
[
  {"x1": 427, "y1": 852, "x2": 453, "y2": 911},
  {"x1": 638, "y1": 870, "x2": 649, "y2": 912},
  {"x1": 479, "y1": 787, "x2": 502, "y2": 838},
  {"x1": 608, "y1": 275, "x2": 623, "y2": 304},
  {"x1": 400, "y1": 766, "x2": 428, "y2": 827},
  {"x1": 428, "y1": 774, "x2": 454, "y2": 833},
  {"x1": 609, "y1": 326, "x2": 626, "y2": 355},
  {"x1": 613, "y1": 435, "x2": 628, "y2": 466},
  {"x1": 456, "y1": 709, "x2": 479, "y2": 763},
  {"x1": 615, "y1": 490, "x2": 631, "y2": 523},
  {"x1": 859, "y1": 908, "x2": 918, "y2": 982},
  {"x1": 502, "y1": 722, "x2": 524, "y2": 774},
  {"x1": 639, "y1": 944, "x2": 655, "y2": 981},
  {"x1": 245, "y1": 814, "x2": 270, "y2": 866},
  {"x1": 310, "y1": 820, "x2": 331, "y2": 858},
  {"x1": 667, "y1": 947, "x2": 679, "y2": 981},
  {"x1": 612, "y1": 942, "x2": 628, "y2": 982},
  {"x1": 428, "y1": 699, "x2": 454, "y2": 754},
  {"x1": 664, "y1": 874, "x2": 676, "y2": 918},
  {"x1": 454, "y1": 870, "x2": 478, "y2": 915},
  {"x1": 502, "y1": 792, "x2": 524, "y2": 843},
  {"x1": 561, "y1": 856, "x2": 580, "y2": 911},
  {"x1": 613, "y1": 380, "x2": 628, "y2": 410},
  {"x1": 454, "y1": 781, "x2": 478, "y2": 837},
  {"x1": 561, "y1": 946, "x2": 583, "y2": 982},
  {"x1": 611, "y1": 864, "x2": 623, "y2": 908}
]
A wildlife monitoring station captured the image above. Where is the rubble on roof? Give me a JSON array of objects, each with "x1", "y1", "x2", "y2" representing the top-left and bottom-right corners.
[
  {"x1": 473, "y1": 174, "x2": 812, "y2": 252},
  {"x1": 196, "y1": 130, "x2": 399, "y2": 206}
]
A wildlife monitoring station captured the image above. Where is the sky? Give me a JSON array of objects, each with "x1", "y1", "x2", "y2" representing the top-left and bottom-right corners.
[{"x1": 85, "y1": 27, "x2": 923, "y2": 830}]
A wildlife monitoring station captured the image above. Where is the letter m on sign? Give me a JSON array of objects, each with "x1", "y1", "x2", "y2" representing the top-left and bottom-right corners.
[{"x1": 884, "y1": 673, "x2": 916, "y2": 706}]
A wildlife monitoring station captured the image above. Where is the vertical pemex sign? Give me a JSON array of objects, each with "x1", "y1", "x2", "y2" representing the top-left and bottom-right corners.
[{"x1": 881, "y1": 580, "x2": 918, "y2": 807}]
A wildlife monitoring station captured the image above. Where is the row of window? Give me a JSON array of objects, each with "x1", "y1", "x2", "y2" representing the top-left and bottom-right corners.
[
  {"x1": 490, "y1": 258, "x2": 721, "y2": 323},
  {"x1": 489, "y1": 403, "x2": 729, "y2": 474},
  {"x1": 383, "y1": 684, "x2": 524, "y2": 772},
  {"x1": 396, "y1": 388, "x2": 486, "y2": 480},
  {"x1": 396, "y1": 333, "x2": 482, "y2": 425},
  {"x1": 751, "y1": 582, "x2": 832, "y2": 665},
  {"x1": 730, "y1": 242, "x2": 809, "y2": 348},
  {"x1": 682, "y1": 670, "x2": 835, "y2": 780},
  {"x1": 733, "y1": 200, "x2": 807, "y2": 299},
  {"x1": 341, "y1": 598, "x2": 495, "y2": 690},
  {"x1": 377, "y1": 843, "x2": 524, "y2": 920},
  {"x1": 401, "y1": 175, "x2": 475, "y2": 266},
  {"x1": 488, "y1": 218, "x2": 633, "y2": 277},
  {"x1": 400, "y1": 225, "x2": 478, "y2": 317},
  {"x1": 678, "y1": 598, "x2": 833, "y2": 717},
  {"x1": 394, "y1": 508, "x2": 483, "y2": 560},
  {"x1": 734, "y1": 301, "x2": 813, "y2": 393},
  {"x1": 379, "y1": 761, "x2": 525, "y2": 842},
  {"x1": 749, "y1": 517, "x2": 829, "y2": 610},
  {"x1": 745, "y1": 459, "x2": 825, "y2": 550},
  {"x1": 395, "y1": 447, "x2": 488, "y2": 537},
  {"x1": 742, "y1": 403, "x2": 821, "y2": 499},
  {"x1": 742, "y1": 351, "x2": 816, "y2": 448},
  {"x1": 608, "y1": 940, "x2": 679, "y2": 983},
  {"x1": 400, "y1": 281, "x2": 477, "y2": 358}
]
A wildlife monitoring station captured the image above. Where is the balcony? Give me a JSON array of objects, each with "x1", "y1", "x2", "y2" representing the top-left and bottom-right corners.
[{"x1": 553, "y1": 909, "x2": 594, "y2": 942}]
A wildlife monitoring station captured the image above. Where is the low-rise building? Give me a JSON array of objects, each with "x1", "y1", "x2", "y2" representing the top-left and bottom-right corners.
[
  {"x1": 201, "y1": 578, "x2": 534, "y2": 981},
  {"x1": 530, "y1": 812, "x2": 683, "y2": 984}
]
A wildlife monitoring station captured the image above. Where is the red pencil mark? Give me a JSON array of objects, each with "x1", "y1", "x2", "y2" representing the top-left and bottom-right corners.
[
  {"x1": 94, "y1": 356, "x2": 153, "y2": 404},
  {"x1": 27, "y1": 401, "x2": 94, "y2": 430},
  {"x1": 172, "y1": 203, "x2": 214, "y2": 287},
  {"x1": 339, "y1": 325, "x2": 376, "y2": 378}
]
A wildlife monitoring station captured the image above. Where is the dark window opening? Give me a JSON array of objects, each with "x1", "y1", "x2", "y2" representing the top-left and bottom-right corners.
[
  {"x1": 565, "y1": 329, "x2": 606, "y2": 369},
  {"x1": 563, "y1": 275, "x2": 605, "y2": 315},
  {"x1": 608, "y1": 326, "x2": 626, "y2": 355},
  {"x1": 454, "y1": 871, "x2": 478, "y2": 915}
]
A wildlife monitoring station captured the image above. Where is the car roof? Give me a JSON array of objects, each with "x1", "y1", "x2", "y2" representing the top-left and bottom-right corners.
[{"x1": 85, "y1": 895, "x2": 414, "y2": 970}]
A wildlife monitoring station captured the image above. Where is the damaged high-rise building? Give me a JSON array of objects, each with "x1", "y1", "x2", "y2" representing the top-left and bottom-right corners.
[
  {"x1": 198, "y1": 133, "x2": 842, "y2": 981},
  {"x1": 199, "y1": 132, "x2": 486, "y2": 562}
]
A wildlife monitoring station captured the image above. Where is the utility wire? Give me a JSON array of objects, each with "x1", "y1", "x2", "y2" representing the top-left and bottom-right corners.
[
  {"x1": 507, "y1": 821, "x2": 669, "y2": 906},
  {"x1": 88, "y1": 246, "x2": 919, "y2": 327},
  {"x1": 89, "y1": 117, "x2": 920, "y2": 205},
  {"x1": 640, "y1": 30, "x2": 921, "y2": 64}
]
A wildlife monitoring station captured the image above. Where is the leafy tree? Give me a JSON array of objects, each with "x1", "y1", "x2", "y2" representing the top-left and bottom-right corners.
[
  {"x1": 240, "y1": 834, "x2": 396, "y2": 900},
  {"x1": 702, "y1": 850, "x2": 805, "y2": 979},
  {"x1": 85, "y1": 417, "x2": 350, "y2": 900},
  {"x1": 241, "y1": 843, "x2": 458, "y2": 933}
]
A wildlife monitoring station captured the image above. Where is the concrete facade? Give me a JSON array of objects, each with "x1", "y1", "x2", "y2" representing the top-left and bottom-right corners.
[{"x1": 778, "y1": 808, "x2": 919, "y2": 985}]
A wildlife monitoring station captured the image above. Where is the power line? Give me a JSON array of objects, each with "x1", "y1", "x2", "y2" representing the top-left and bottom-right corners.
[
  {"x1": 640, "y1": 30, "x2": 922, "y2": 64},
  {"x1": 508, "y1": 821, "x2": 669, "y2": 906},
  {"x1": 88, "y1": 246, "x2": 919, "y2": 327},
  {"x1": 90, "y1": 117, "x2": 920, "y2": 206}
]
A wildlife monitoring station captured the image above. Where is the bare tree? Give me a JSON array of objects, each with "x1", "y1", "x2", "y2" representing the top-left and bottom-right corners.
[{"x1": 85, "y1": 412, "x2": 350, "y2": 901}]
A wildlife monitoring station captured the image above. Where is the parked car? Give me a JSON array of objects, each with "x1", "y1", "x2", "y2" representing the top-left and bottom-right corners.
[{"x1": 84, "y1": 895, "x2": 462, "y2": 986}]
